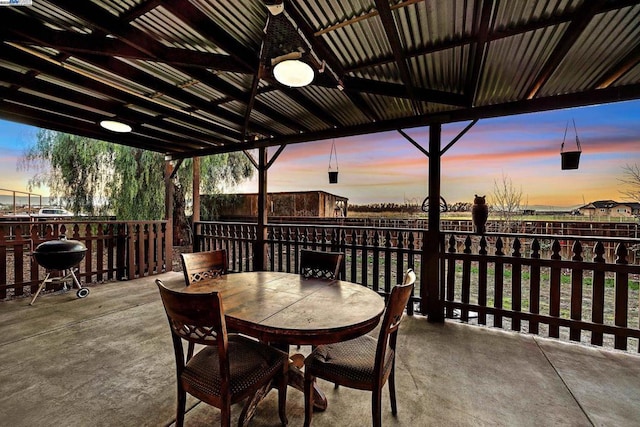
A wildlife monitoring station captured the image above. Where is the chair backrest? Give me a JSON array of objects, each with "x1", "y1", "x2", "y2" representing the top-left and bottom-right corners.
[
  {"x1": 156, "y1": 279, "x2": 228, "y2": 346},
  {"x1": 156, "y1": 279, "x2": 231, "y2": 379},
  {"x1": 374, "y1": 269, "x2": 416, "y2": 376},
  {"x1": 181, "y1": 249, "x2": 228, "y2": 284},
  {"x1": 299, "y1": 249, "x2": 343, "y2": 280}
]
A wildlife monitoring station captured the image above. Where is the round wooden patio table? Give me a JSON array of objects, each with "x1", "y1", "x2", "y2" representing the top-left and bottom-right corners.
[
  {"x1": 180, "y1": 271, "x2": 385, "y2": 346},
  {"x1": 178, "y1": 270, "x2": 386, "y2": 412}
]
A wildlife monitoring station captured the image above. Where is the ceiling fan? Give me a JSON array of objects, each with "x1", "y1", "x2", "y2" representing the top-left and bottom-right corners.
[{"x1": 261, "y1": 1, "x2": 341, "y2": 88}]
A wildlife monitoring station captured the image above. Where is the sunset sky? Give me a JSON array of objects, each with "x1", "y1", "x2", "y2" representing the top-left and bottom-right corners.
[
  {"x1": 1, "y1": 99, "x2": 639, "y2": 209},
  {"x1": 235, "y1": 99, "x2": 640, "y2": 208}
]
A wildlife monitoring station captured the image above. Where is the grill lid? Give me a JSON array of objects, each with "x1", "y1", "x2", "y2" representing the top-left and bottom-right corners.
[
  {"x1": 34, "y1": 235, "x2": 87, "y2": 254},
  {"x1": 33, "y1": 236, "x2": 87, "y2": 271}
]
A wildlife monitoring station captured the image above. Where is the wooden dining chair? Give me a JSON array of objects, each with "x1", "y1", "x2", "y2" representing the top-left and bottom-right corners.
[
  {"x1": 302, "y1": 269, "x2": 416, "y2": 427},
  {"x1": 156, "y1": 279, "x2": 288, "y2": 427},
  {"x1": 299, "y1": 249, "x2": 343, "y2": 280},
  {"x1": 181, "y1": 249, "x2": 228, "y2": 285}
]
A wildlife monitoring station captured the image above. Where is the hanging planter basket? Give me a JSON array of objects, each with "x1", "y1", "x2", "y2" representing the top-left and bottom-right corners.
[
  {"x1": 561, "y1": 119, "x2": 582, "y2": 170},
  {"x1": 561, "y1": 151, "x2": 581, "y2": 170},
  {"x1": 328, "y1": 140, "x2": 338, "y2": 184}
]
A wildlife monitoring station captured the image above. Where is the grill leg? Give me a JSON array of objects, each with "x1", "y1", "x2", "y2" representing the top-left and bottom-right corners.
[
  {"x1": 29, "y1": 273, "x2": 51, "y2": 306},
  {"x1": 68, "y1": 269, "x2": 82, "y2": 290},
  {"x1": 68, "y1": 269, "x2": 90, "y2": 299}
]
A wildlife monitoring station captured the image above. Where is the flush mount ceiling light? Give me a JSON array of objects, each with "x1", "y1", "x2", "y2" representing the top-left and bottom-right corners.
[
  {"x1": 100, "y1": 120, "x2": 132, "y2": 133},
  {"x1": 273, "y1": 58, "x2": 314, "y2": 87}
]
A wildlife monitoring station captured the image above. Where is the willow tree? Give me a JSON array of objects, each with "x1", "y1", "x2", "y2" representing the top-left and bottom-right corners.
[
  {"x1": 21, "y1": 130, "x2": 117, "y2": 216},
  {"x1": 21, "y1": 130, "x2": 254, "y2": 231},
  {"x1": 169, "y1": 154, "x2": 254, "y2": 244}
]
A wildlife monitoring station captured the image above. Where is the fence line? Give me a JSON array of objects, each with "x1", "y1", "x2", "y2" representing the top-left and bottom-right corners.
[
  {"x1": 443, "y1": 231, "x2": 640, "y2": 352},
  {"x1": 0, "y1": 220, "x2": 170, "y2": 299},
  {"x1": 195, "y1": 221, "x2": 423, "y2": 314},
  {"x1": 195, "y1": 221, "x2": 640, "y2": 353}
]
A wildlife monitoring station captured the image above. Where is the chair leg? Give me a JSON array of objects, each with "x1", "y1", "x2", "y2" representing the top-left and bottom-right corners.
[
  {"x1": 303, "y1": 371, "x2": 314, "y2": 427},
  {"x1": 278, "y1": 371, "x2": 289, "y2": 426},
  {"x1": 221, "y1": 404, "x2": 231, "y2": 427},
  {"x1": 389, "y1": 361, "x2": 398, "y2": 415},
  {"x1": 372, "y1": 387, "x2": 383, "y2": 427},
  {"x1": 175, "y1": 386, "x2": 186, "y2": 427},
  {"x1": 186, "y1": 342, "x2": 195, "y2": 361}
]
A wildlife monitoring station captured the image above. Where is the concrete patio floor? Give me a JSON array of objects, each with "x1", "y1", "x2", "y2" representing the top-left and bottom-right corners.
[{"x1": 1, "y1": 272, "x2": 639, "y2": 427}]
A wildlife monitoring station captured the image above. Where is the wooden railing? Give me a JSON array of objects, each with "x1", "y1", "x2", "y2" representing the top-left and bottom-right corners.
[
  {"x1": 194, "y1": 221, "x2": 423, "y2": 314},
  {"x1": 218, "y1": 216, "x2": 640, "y2": 240},
  {"x1": 443, "y1": 231, "x2": 640, "y2": 352},
  {"x1": 195, "y1": 221, "x2": 640, "y2": 353},
  {"x1": 0, "y1": 220, "x2": 171, "y2": 299}
]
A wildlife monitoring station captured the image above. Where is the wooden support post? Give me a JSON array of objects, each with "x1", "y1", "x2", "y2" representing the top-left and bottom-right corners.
[
  {"x1": 192, "y1": 156, "x2": 201, "y2": 250},
  {"x1": 192, "y1": 156, "x2": 201, "y2": 223},
  {"x1": 164, "y1": 160, "x2": 175, "y2": 270},
  {"x1": 254, "y1": 147, "x2": 268, "y2": 271},
  {"x1": 422, "y1": 124, "x2": 444, "y2": 321}
]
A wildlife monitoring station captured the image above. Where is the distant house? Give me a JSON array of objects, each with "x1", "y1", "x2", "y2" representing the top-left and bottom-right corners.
[
  {"x1": 201, "y1": 191, "x2": 349, "y2": 219},
  {"x1": 577, "y1": 200, "x2": 640, "y2": 218},
  {"x1": 615, "y1": 202, "x2": 640, "y2": 217}
]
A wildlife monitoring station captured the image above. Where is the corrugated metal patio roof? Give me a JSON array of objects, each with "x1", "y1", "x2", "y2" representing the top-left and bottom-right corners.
[{"x1": 0, "y1": 0, "x2": 639, "y2": 159}]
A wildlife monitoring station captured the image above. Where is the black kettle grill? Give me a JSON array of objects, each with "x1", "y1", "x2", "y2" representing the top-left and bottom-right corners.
[{"x1": 30, "y1": 236, "x2": 89, "y2": 305}]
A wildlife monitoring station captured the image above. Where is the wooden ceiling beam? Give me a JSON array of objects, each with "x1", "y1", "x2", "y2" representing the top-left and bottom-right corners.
[
  {"x1": 346, "y1": 35, "x2": 475, "y2": 74},
  {"x1": 182, "y1": 66, "x2": 308, "y2": 133},
  {"x1": 285, "y1": 1, "x2": 381, "y2": 122},
  {"x1": 596, "y1": 42, "x2": 640, "y2": 89},
  {"x1": 347, "y1": 0, "x2": 640, "y2": 74},
  {"x1": 161, "y1": 0, "x2": 258, "y2": 72},
  {"x1": 170, "y1": 84, "x2": 640, "y2": 158},
  {"x1": 525, "y1": 0, "x2": 608, "y2": 99},
  {"x1": 341, "y1": 76, "x2": 466, "y2": 107},
  {"x1": 278, "y1": 88, "x2": 343, "y2": 128},
  {"x1": 6, "y1": 0, "x2": 336, "y2": 140},
  {"x1": 0, "y1": 1, "x2": 637, "y2": 159},
  {"x1": 314, "y1": 0, "x2": 424, "y2": 36},
  {"x1": 41, "y1": 0, "x2": 286, "y2": 137},
  {"x1": 0, "y1": 67, "x2": 231, "y2": 148},
  {"x1": 57, "y1": 1, "x2": 292, "y2": 137},
  {"x1": 169, "y1": 82, "x2": 640, "y2": 159},
  {"x1": 243, "y1": 73, "x2": 261, "y2": 140},
  {"x1": 489, "y1": 0, "x2": 640, "y2": 41},
  {"x1": 374, "y1": 0, "x2": 421, "y2": 114},
  {"x1": 0, "y1": 13, "x2": 247, "y2": 73},
  {"x1": 0, "y1": 44, "x2": 241, "y2": 144},
  {"x1": 283, "y1": 2, "x2": 346, "y2": 79},
  {"x1": 0, "y1": 96, "x2": 193, "y2": 154},
  {"x1": 1, "y1": 89, "x2": 210, "y2": 151},
  {"x1": 465, "y1": 0, "x2": 494, "y2": 107},
  {"x1": 1, "y1": 9, "x2": 279, "y2": 138},
  {"x1": 72, "y1": 52, "x2": 244, "y2": 138},
  {"x1": 54, "y1": 0, "x2": 164, "y2": 59},
  {"x1": 120, "y1": 0, "x2": 163, "y2": 22}
]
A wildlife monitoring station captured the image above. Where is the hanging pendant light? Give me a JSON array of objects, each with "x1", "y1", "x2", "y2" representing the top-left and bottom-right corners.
[
  {"x1": 273, "y1": 59, "x2": 314, "y2": 87},
  {"x1": 272, "y1": 50, "x2": 314, "y2": 88}
]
